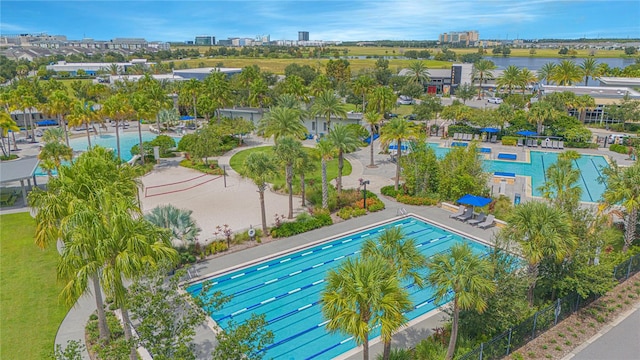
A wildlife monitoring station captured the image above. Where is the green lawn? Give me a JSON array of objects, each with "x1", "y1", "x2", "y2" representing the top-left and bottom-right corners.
[
  {"x1": 229, "y1": 145, "x2": 352, "y2": 191},
  {"x1": 0, "y1": 213, "x2": 69, "y2": 359}
]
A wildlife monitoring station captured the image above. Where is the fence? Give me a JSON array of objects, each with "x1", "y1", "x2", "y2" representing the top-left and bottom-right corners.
[{"x1": 458, "y1": 252, "x2": 640, "y2": 360}]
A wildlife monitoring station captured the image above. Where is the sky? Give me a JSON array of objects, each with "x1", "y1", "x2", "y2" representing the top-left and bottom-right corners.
[{"x1": 1, "y1": 1, "x2": 639, "y2": 42}]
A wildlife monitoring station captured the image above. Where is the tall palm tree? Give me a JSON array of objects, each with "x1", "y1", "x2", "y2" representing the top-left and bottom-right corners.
[
  {"x1": 327, "y1": 124, "x2": 360, "y2": 194},
  {"x1": 274, "y1": 136, "x2": 303, "y2": 219},
  {"x1": 138, "y1": 74, "x2": 170, "y2": 133},
  {"x1": 310, "y1": 90, "x2": 347, "y2": 133},
  {"x1": 527, "y1": 101, "x2": 556, "y2": 134},
  {"x1": 144, "y1": 204, "x2": 202, "y2": 248},
  {"x1": 427, "y1": 243, "x2": 496, "y2": 360},
  {"x1": 43, "y1": 90, "x2": 73, "y2": 146},
  {"x1": 472, "y1": 59, "x2": 496, "y2": 99},
  {"x1": 380, "y1": 118, "x2": 419, "y2": 191},
  {"x1": 537, "y1": 62, "x2": 557, "y2": 85},
  {"x1": 293, "y1": 149, "x2": 316, "y2": 207},
  {"x1": 503, "y1": 201, "x2": 576, "y2": 306},
  {"x1": 309, "y1": 74, "x2": 333, "y2": 97},
  {"x1": 352, "y1": 75, "x2": 376, "y2": 112},
  {"x1": 496, "y1": 65, "x2": 521, "y2": 94},
  {"x1": 316, "y1": 138, "x2": 335, "y2": 209},
  {"x1": 181, "y1": 79, "x2": 202, "y2": 122},
  {"x1": 13, "y1": 85, "x2": 39, "y2": 142},
  {"x1": 550, "y1": 60, "x2": 582, "y2": 86},
  {"x1": 367, "y1": 86, "x2": 396, "y2": 116},
  {"x1": 0, "y1": 111, "x2": 19, "y2": 158},
  {"x1": 67, "y1": 99, "x2": 99, "y2": 148},
  {"x1": 101, "y1": 93, "x2": 134, "y2": 162},
  {"x1": 363, "y1": 110, "x2": 382, "y2": 167},
  {"x1": 204, "y1": 71, "x2": 232, "y2": 123},
  {"x1": 258, "y1": 106, "x2": 306, "y2": 143},
  {"x1": 361, "y1": 227, "x2": 427, "y2": 359},
  {"x1": 405, "y1": 60, "x2": 430, "y2": 88},
  {"x1": 38, "y1": 141, "x2": 73, "y2": 176},
  {"x1": 518, "y1": 68, "x2": 537, "y2": 96},
  {"x1": 322, "y1": 256, "x2": 410, "y2": 360},
  {"x1": 243, "y1": 152, "x2": 278, "y2": 234},
  {"x1": 131, "y1": 91, "x2": 153, "y2": 163},
  {"x1": 538, "y1": 152, "x2": 583, "y2": 212},
  {"x1": 600, "y1": 161, "x2": 640, "y2": 252},
  {"x1": 580, "y1": 58, "x2": 600, "y2": 86}
]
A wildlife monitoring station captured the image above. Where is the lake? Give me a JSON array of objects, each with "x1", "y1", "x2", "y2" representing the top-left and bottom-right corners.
[{"x1": 484, "y1": 56, "x2": 636, "y2": 70}]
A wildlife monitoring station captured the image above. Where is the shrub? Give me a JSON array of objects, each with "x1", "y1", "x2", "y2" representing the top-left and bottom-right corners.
[
  {"x1": 501, "y1": 136, "x2": 518, "y2": 146},
  {"x1": 206, "y1": 241, "x2": 228, "y2": 255},
  {"x1": 270, "y1": 213, "x2": 333, "y2": 238},
  {"x1": 337, "y1": 206, "x2": 367, "y2": 220},
  {"x1": 566, "y1": 141, "x2": 598, "y2": 149},
  {"x1": 610, "y1": 144, "x2": 630, "y2": 154},
  {"x1": 396, "y1": 194, "x2": 438, "y2": 206},
  {"x1": 179, "y1": 159, "x2": 225, "y2": 175},
  {"x1": 380, "y1": 185, "x2": 399, "y2": 198}
]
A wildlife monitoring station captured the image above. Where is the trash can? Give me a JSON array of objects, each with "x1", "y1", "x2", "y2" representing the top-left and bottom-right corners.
[{"x1": 514, "y1": 193, "x2": 521, "y2": 206}]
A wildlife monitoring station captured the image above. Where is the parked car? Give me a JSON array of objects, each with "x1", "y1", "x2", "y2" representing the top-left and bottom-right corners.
[
  {"x1": 384, "y1": 113, "x2": 398, "y2": 119},
  {"x1": 487, "y1": 97, "x2": 503, "y2": 104},
  {"x1": 397, "y1": 95, "x2": 415, "y2": 105},
  {"x1": 404, "y1": 114, "x2": 417, "y2": 120}
]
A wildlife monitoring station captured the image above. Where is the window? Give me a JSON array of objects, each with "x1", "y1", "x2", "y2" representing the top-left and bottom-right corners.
[
  {"x1": 323, "y1": 122, "x2": 327, "y2": 131},
  {"x1": 312, "y1": 122, "x2": 316, "y2": 131}
]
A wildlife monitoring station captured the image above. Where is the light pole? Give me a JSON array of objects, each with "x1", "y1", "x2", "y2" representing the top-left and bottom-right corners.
[{"x1": 360, "y1": 179, "x2": 370, "y2": 211}]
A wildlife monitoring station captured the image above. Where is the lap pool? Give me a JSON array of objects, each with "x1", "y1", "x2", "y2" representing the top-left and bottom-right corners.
[{"x1": 186, "y1": 216, "x2": 490, "y2": 359}]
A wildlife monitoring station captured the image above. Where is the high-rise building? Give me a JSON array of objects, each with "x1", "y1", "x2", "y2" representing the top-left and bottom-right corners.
[
  {"x1": 298, "y1": 31, "x2": 309, "y2": 41},
  {"x1": 439, "y1": 31, "x2": 479, "y2": 46},
  {"x1": 195, "y1": 36, "x2": 215, "y2": 46}
]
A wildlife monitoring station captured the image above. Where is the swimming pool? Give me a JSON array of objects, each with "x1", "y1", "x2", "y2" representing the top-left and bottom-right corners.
[
  {"x1": 68, "y1": 131, "x2": 161, "y2": 162},
  {"x1": 427, "y1": 144, "x2": 609, "y2": 203},
  {"x1": 186, "y1": 216, "x2": 490, "y2": 359}
]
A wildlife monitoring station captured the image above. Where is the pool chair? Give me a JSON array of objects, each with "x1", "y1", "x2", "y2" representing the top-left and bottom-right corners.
[
  {"x1": 551, "y1": 141, "x2": 558, "y2": 149},
  {"x1": 473, "y1": 134, "x2": 480, "y2": 141},
  {"x1": 491, "y1": 135, "x2": 498, "y2": 143},
  {"x1": 467, "y1": 212, "x2": 487, "y2": 226},
  {"x1": 517, "y1": 138, "x2": 524, "y2": 147},
  {"x1": 455, "y1": 207, "x2": 474, "y2": 222},
  {"x1": 449, "y1": 205, "x2": 465, "y2": 218},
  {"x1": 559, "y1": 141, "x2": 564, "y2": 149},
  {"x1": 466, "y1": 134, "x2": 473, "y2": 141},
  {"x1": 478, "y1": 214, "x2": 496, "y2": 229}
]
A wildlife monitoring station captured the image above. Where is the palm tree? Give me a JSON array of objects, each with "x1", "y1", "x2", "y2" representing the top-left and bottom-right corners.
[
  {"x1": 363, "y1": 110, "x2": 382, "y2": 167},
  {"x1": 101, "y1": 93, "x2": 134, "y2": 162},
  {"x1": 293, "y1": 149, "x2": 316, "y2": 207},
  {"x1": 405, "y1": 60, "x2": 430, "y2": 88},
  {"x1": 361, "y1": 227, "x2": 427, "y2": 359},
  {"x1": 380, "y1": 118, "x2": 419, "y2": 191},
  {"x1": 13, "y1": 85, "x2": 39, "y2": 142},
  {"x1": 518, "y1": 68, "x2": 537, "y2": 96},
  {"x1": 38, "y1": 141, "x2": 73, "y2": 176},
  {"x1": 327, "y1": 124, "x2": 360, "y2": 194},
  {"x1": 144, "y1": 204, "x2": 201, "y2": 248},
  {"x1": 243, "y1": 152, "x2": 278, "y2": 234},
  {"x1": 600, "y1": 161, "x2": 640, "y2": 252},
  {"x1": 203, "y1": 71, "x2": 232, "y2": 123},
  {"x1": 502, "y1": 201, "x2": 576, "y2": 306},
  {"x1": 43, "y1": 90, "x2": 73, "y2": 146},
  {"x1": 527, "y1": 101, "x2": 556, "y2": 134},
  {"x1": 472, "y1": 59, "x2": 496, "y2": 99},
  {"x1": 550, "y1": 60, "x2": 582, "y2": 86},
  {"x1": 274, "y1": 136, "x2": 303, "y2": 219},
  {"x1": 316, "y1": 138, "x2": 335, "y2": 209},
  {"x1": 131, "y1": 91, "x2": 153, "y2": 163},
  {"x1": 322, "y1": 256, "x2": 410, "y2": 360},
  {"x1": 138, "y1": 74, "x2": 170, "y2": 133},
  {"x1": 309, "y1": 74, "x2": 333, "y2": 97},
  {"x1": 427, "y1": 243, "x2": 496, "y2": 360},
  {"x1": 258, "y1": 106, "x2": 306, "y2": 143},
  {"x1": 352, "y1": 75, "x2": 376, "y2": 112},
  {"x1": 310, "y1": 90, "x2": 347, "y2": 133},
  {"x1": 367, "y1": 86, "x2": 396, "y2": 116},
  {"x1": 538, "y1": 152, "x2": 583, "y2": 212},
  {"x1": 0, "y1": 111, "x2": 19, "y2": 158},
  {"x1": 181, "y1": 79, "x2": 202, "y2": 122},
  {"x1": 496, "y1": 65, "x2": 521, "y2": 94},
  {"x1": 580, "y1": 58, "x2": 600, "y2": 86},
  {"x1": 537, "y1": 62, "x2": 557, "y2": 85},
  {"x1": 67, "y1": 99, "x2": 99, "y2": 148}
]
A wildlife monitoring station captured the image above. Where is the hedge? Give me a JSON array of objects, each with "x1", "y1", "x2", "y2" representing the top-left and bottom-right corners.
[
  {"x1": 501, "y1": 136, "x2": 518, "y2": 146},
  {"x1": 396, "y1": 194, "x2": 439, "y2": 206},
  {"x1": 609, "y1": 144, "x2": 631, "y2": 154},
  {"x1": 270, "y1": 213, "x2": 333, "y2": 238}
]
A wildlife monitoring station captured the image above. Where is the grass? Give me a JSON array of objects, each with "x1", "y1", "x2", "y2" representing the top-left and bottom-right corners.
[
  {"x1": 0, "y1": 212, "x2": 69, "y2": 359},
  {"x1": 229, "y1": 145, "x2": 352, "y2": 190},
  {"x1": 57, "y1": 78, "x2": 93, "y2": 93}
]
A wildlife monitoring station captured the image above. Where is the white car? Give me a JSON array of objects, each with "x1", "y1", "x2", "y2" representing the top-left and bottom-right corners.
[
  {"x1": 487, "y1": 97, "x2": 503, "y2": 104},
  {"x1": 397, "y1": 95, "x2": 415, "y2": 105}
]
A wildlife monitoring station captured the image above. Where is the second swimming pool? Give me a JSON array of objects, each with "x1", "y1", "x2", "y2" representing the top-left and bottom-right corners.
[{"x1": 186, "y1": 216, "x2": 490, "y2": 359}]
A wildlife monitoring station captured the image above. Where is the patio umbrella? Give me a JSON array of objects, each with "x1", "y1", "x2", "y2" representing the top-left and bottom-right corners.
[
  {"x1": 480, "y1": 127, "x2": 499, "y2": 133},
  {"x1": 179, "y1": 116, "x2": 195, "y2": 121},
  {"x1": 388, "y1": 142, "x2": 408, "y2": 151},
  {"x1": 516, "y1": 130, "x2": 537, "y2": 137},
  {"x1": 456, "y1": 194, "x2": 492, "y2": 208}
]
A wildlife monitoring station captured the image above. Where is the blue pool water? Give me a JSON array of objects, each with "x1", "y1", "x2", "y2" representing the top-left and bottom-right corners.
[
  {"x1": 186, "y1": 216, "x2": 490, "y2": 359},
  {"x1": 427, "y1": 144, "x2": 609, "y2": 203},
  {"x1": 68, "y1": 131, "x2": 160, "y2": 161}
]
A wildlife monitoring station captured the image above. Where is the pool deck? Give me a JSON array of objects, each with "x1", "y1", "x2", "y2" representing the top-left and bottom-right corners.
[{"x1": 3, "y1": 125, "x2": 636, "y2": 359}]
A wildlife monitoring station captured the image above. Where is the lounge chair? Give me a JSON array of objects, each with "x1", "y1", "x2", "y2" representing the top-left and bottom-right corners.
[
  {"x1": 478, "y1": 214, "x2": 496, "y2": 229},
  {"x1": 467, "y1": 212, "x2": 487, "y2": 226},
  {"x1": 551, "y1": 141, "x2": 558, "y2": 149},
  {"x1": 453, "y1": 133, "x2": 459, "y2": 140},
  {"x1": 517, "y1": 138, "x2": 524, "y2": 147},
  {"x1": 473, "y1": 134, "x2": 480, "y2": 141},
  {"x1": 455, "y1": 207, "x2": 474, "y2": 222},
  {"x1": 559, "y1": 141, "x2": 564, "y2": 149},
  {"x1": 466, "y1": 134, "x2": 473, "y2": 141},
  {"x1": 541, "y1": 140, "x2": 547, "y2": 148},
  {"x1": 449, "y1": 205, "x2": 465, "y2": 218},
  {"x1": 491, "y1": 135, "x2": 497, "y2": 143}
]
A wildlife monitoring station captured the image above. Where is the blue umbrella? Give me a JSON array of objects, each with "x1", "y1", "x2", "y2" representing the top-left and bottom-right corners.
[
  {"x1": 36, "y1": 119, "x2": 58, "y2": 126},
  {"x1": 456, "y1": 194, "x2": 492, "y2": 207},
  {"x1": 516, "y1": 130, "x2": 537, "y2": 137},
  {"x1": 480, "y1": 127, "x2": 499, "y2": 133},
  {"x1": 388, "y1": 142, "x2": 408, "y2": 151},
  {"x1": 180, "y1": 116, "x2": 195, "y2": 121}
]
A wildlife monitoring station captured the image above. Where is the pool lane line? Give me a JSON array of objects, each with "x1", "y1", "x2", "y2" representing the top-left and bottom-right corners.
[
  {"x1": 191, "y1": 223, "x2": 437, "y2": 294},
  {"x1": 590, "y1": 157, "x2": 603, "y2": 179},
  {"x1": 574, "y1": 159, "x2": 594, "y2": 202},
  {"x1": 187, "y1": 218, "x2": 419, "y2": 291},
  {"x1": 540, "y1": 153, "x2": 547, "y2": 183}
]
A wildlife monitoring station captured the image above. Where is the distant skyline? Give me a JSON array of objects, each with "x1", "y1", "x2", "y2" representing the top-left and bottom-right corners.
[{"x1": 1, "y1": 1, "x2": 639, "y2": 42}]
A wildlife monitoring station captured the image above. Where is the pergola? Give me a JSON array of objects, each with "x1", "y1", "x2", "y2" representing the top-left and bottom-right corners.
[{"x1": 0, "y1": 157, "x2": 40, "y2": 205}]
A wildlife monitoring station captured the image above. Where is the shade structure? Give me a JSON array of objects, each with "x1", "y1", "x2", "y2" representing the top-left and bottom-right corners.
[
  {"x1": 456, "y1": 194, "x2": 492, "y2": 207},
  {"x1": 36, "y1": 119, "x2": 58, "y2": 126},
  {"x1": 516, "y1": 130, "x2": 537, "y2": 137},
  {"x1": 480, "y1": 127, "x2": 499, "y2": 133},
  {"x1": 180, "y1": 116, "x2": 195, "y2": 121},
  {"x1": 388, "y1": 142, "x2": 408, "y2": 151}
]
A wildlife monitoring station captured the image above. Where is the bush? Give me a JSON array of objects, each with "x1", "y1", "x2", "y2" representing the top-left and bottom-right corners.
[
  {"x1": 337, "y1": 206, "x2": 367, "y2": 220},
  {"x1": 206, "y1": 241, "x2": 228, "y2": 255},
  {"x1": 179, "y1": 159, "x2": 225, "y2": 175},
  {"x1": 380, "y1": 185, "x2": 400, "y2": 197},
  {"x1": 270, "y1": 213, "x2": 333, "y2": 238},
  {"x1": 501, "y1": 136, "x2": 519, "y2": 146},
  {"x1": 566, "y1": 141, "x2": 598, "y2": 149},
  {"x1": 610, "y1": 144, "x2": 630, "y2": 154},
  {"x1": 448, "y1": 124, "x2": 477, "y2": 137},
  {"x1": 396, "y1": 194, "x2": 438, "y2": 206}
]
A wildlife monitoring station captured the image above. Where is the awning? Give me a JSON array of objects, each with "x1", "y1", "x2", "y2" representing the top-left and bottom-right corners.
[
  {"x1": 36, "y1": 120, "x2": 58, "y2": 126},
  {"x1": 456, "y1": 194, "x2": 492, "y2": 207}
]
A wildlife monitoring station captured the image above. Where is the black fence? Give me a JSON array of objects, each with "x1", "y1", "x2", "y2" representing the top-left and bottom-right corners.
[{"x1": 458, "y1": 253, "x2": 640, "y2": 360}]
